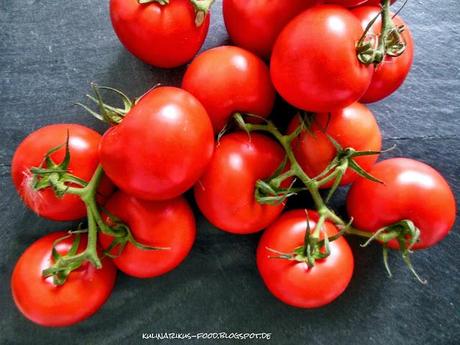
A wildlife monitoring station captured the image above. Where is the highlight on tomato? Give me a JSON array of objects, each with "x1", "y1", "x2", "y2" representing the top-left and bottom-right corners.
[
  {"x1": 11, "y1": 124, "x2": 110, "y2": 221},
  {"x1": 99, "y1": 191, "x2": 196, "y2": 278},
  {"x1": 99, "y1": 86, "x2": 214, "y2": 201},
  {"x1": 194, "y1": 132, "x2": 288, "y2": 234},
  {"x1": 11, "y1": 231, "x2": 117, "y2": 327},
  {"x1": 257, "y1": 210, "x2": 354, "y2": 308},
  {"x1": 110, "y1": 0, "x2": 211, "y2": 68},
  {"x1": 288, "y1": 102, "x2": 382, "y2": 187},
  {"x1": 270, "y1": 5, "x2": 373, "y2": 112},
  {"x1": 182, "y1": 45, "x2": 275, "y2": 133},
  {"x1": 223, "y1": 0, "x2": 320, "y2": 59},
  {"x1": 347, "y1": 158, "x2": 456, "y2": 250}
]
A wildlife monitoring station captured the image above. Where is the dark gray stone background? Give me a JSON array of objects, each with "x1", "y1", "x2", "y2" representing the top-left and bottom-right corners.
[{"x1": 0, "y1": 0, "x2": 459, "y2": 344}]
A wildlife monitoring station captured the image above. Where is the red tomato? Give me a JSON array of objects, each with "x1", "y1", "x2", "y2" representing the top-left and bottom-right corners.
[
  {"x1": 100, "y1": 86, "x2": 214, "y2": 201},
  {"x1": 110, "y1": 0, "x2": 210, "y2": 68},
  {"x1": 194, "y1": 132, "x2": 287, "y2": 234},
  {"x1": 257, "y1": 210, "x2": 354, "y2": 308},
  {"x1": 288, "y1": 102, "x2": 382, "y2": 187},
  {"x1": 182, "y1": 46, "x2": 275, "y2": 133},
  {"x1": 11, "y1": 124, "x2": 109, "y2": 221},
  {"x1": 347, "y1": 158, "x2": 456, "y2": 249},
  {"x1": 271, "y1": 5, "x2": 372, "y2": 112},
  {"x1": 11, "y1": 231, "x2": 117, "y2": 327},
  {"x1": 99, "y1": 191, "x2": 195, "y2": 278},
  {"x1": 366, "y1": 0, "x2": 396, "y2": 6},
  {"x1": 326, "y1": 0, "x2": 367, "y2": 7},
  {"x1": 352, "y1": 6, "x2": 414, "y2": 103},
  {"x1": 223, "y1": 0, "x2": 320, "y2": 58}
]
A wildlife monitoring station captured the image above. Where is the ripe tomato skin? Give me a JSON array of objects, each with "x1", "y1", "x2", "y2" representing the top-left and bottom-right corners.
[
  {"x1": 223, "y1": 0, "x2": 320, "y2": 59},
  {"x1": 194, "y1": 132, "x2": 287, "y2": 234},
  {"x1": 257, "y1": 210, "x2": 354, "y2": 308},
  {"x1": 99, "y1": 191, "x2": 195, "y2": 278},
  {"x1": 182, "y1": 46, "x2": 275, "y2": 133},
  {"x1": 271, "y1": 5, "x2": 372, "y2": 112},
  {"x1": 11, "y1": 231, "x2": 117, "y2": 327},
  {"x1": 365, "y1": 0, "x2": 396, "y2": 6},
  {"x1": 99, "y1": 86, "x2": 214, "y2": 201},
  {"x1": 11, "y1": 124, "x2": 108, "y2": 221},
  {"x1": 352, "y1": 6, "x2": 414, "y2": 103},
  {"x1": 288, "y1": 102, "x2": 382, "y2": 187},
  {"x1": 347, "y1": 158, "x2": 456, "y2": 250},
  {"x1": 326, "y1": 0, "x2": 367, "y2": 7},
  {"x1": 110, "y1": 0, "x2": 210, "y2": 68}
]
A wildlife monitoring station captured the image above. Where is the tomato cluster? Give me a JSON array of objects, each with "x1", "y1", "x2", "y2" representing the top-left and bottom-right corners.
[{"x1": 10, "y1": 0, "x2": 456, "y2": 327}]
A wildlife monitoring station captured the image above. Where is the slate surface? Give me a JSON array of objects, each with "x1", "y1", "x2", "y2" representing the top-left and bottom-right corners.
[{"x1": 0, "y1": 1, "x2": 459, "y2": 344}]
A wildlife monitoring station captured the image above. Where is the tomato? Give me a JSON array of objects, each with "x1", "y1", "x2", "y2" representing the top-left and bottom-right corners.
[
  {"x1": 288, "y1": 102, "x2": 382, "y2": 187},
  {"x1": 257, "y1": 210, "x2": 354, "y2": 308},
  {"x1": 223, "y1": 0, "x2": 320, "y2": 59},
  {"x1": 271, "y1": 5, "x2": 372, "y2": 112},
  {"x1": 366, "y1": 0, "x2": 396, "y2": 6},
  {"x1": 100, "y1": 86, "x2": 214, "y2": 201},
  {"x1": 326, "y1": 0, "x2": 367, "y2": 7},
  {"x1": 11, "y1": 231, "x2": 117, "y2": 327},
  {"x1": 182, "y1": 46, "x2": 275, "y2": 133},
  {"x1": 110, "y1": 0, "x2": 210, "y2": 68},
  {"x1": 11, "y1": 124, "x2": 111, "y2": 221},
  {"x1": 194, "y1": 132, "x2": 287, "y2": 234},
  {"x1": 99, "y1": 191, "x2": 195, "y2": 278},
  {"x1": 347, "y1": 158, "x2": 456, "y2": 249},
  {"x1": 352, "y1": 6, "x2": 414, "y2": 103}
]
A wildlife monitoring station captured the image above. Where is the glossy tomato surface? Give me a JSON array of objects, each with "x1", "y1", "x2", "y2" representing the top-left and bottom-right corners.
[
  {"x1": 182, "y1": 46, "x2": 275, "y2": 133},
  {"x1": 326, "y1": 0, "x2": 367, "y2": 7},
  {"x1": 353, "y1": 6, "x2": 414, "y2": 103},
  {"x1": 11, "y1": 231, "x2": 117, "y2": 327},
  {"x1": 347, "y1": 158, "x2": 456, "y2": 249},
  {"x1": 257, "y1": 210, "x2": 354, "y2": 308},
  {"x1": 223, "y1": 0, "x2": 319, "y2": 58},
  {"x1": 11, "y1": 124, "x2": 104, "y2": 221},
  {"x1": 110, "y1": 0, "x2": 210, "y2": 68},
  {"x1": 99, "y1": 191, "x2": 195, "y2": 278},
  {"x1": 194, "y1": 132, "x2": 287, "y2": 234},
  {"x1": 271, "y1": 5, "x2": 372, "y2": 112},
  {"x1": 100, "y1": 86, "x2": 214, "y2": 201},
  {"x1": 288, "y1": 102, "x2": 382, "y2": 187}
]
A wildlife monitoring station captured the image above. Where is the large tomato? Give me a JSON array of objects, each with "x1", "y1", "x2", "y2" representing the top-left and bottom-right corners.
[
  {"x1": 257, "y1": 210, "x2": 354, "y2": 308},
  {"x1": 110, "y1": 0, "x2": 210, "y2": 68},
  {"x1": 223, "y1": 0, "x2": 319, "y2": 58},
  {"x1": 347, "y1": 158, "x2": 456, "y2": 249},
  {"x1": 194, "y1": 132, "x2": 287, "y2": 234},
  {"x1": 11, "y1": 231, "x2": 117, "y2": 327},
  {"x1": 271, "y1": 5, "x2": 372, "y2": 112},
  {"x1": 99, "y1": 86, "x2": 214, "y2": 201},
  {"x1": 182, "y1": 46, "x2": 275, "y2": 133},
  {"x1": 326, "y1": 0, "x2": 367, "y2": 7},
  {"x1": 352, "y1": 6, "x2": 413, "y2": 103},
  {"x1": 99, "y1": 191, "x2": 195, "y2": 278},
  {"x1": 288, "y1": 102, "x2": 382, "y2": 187},
  {"x1": 11, "y1": 124, "x2": 109, "y2": 221}
]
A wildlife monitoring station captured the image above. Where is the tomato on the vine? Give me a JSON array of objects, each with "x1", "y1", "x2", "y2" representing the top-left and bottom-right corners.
[
  {"x1": 223, "y1": 0, "x2": 319, "y2": 58},
  {"x1": 257, "y1": 210, "x2": 354, "y2": 308},
  {"x1": 182, "y1": 46, "x2": 275, "y2": 133},
  {"x1": 99, "y1": 191, "x2": 195, "y2": 278},
  {"x1": 11, "y1": 124, "x2": 111, "y2": 221},
  {"x1": 110, "y1": 0, "x2": 210, "y2": 68},
  {"x1": 288, "y1": 102, "x2": 382, "y2": 187},
  {"x1": 99, "y1": 86, "x2": 214, "y2": 201},
  {"x1": 11, "y1": 231, "x2": 117, "y2": 327},
  {"x1": 326, "y1": 0, "x2": 367, "y2": 7},
  {"x1": 271, "y1": 5, "x2": 372, "y2": 112},
  {"x1": 347, "y1": 158, "x2": 456, "y2": 249},
  {"x1": 352, "y1": 6, "x2": 414, "y2": 103},
  {"x1": 194, "y1": 132, "x2": 287, "y2": 234}
]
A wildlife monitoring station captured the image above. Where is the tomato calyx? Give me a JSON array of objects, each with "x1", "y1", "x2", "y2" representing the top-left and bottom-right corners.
[
  {"x1": 138, "y1": 0, "x2": 169, "y2": 5},
  {"x1": 267, "y1": 211, "x2": 350, "y2": 268},
  {"x1": 345, "y1": 219, "x2": 427, "y2": 284},
  {"x1": 77, "y1": 83, "x2": 135, "y2": 126},
  {"x1": 356, "y1": 0, "x2": 407, "y2": 65},
  {"x1": 189, "y1": 0, "x2": 214, "y2": 26}
]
